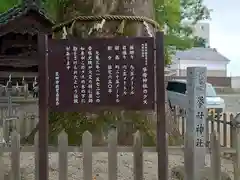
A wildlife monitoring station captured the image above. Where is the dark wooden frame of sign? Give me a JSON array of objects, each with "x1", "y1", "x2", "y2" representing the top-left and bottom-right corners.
[
  {"x1": 155, "y1": 32, "x2": 167, "y2": 180},
  {"x1": 38, "y1": 33, "x2": 49, "y2": 180},
  {"x1": 37, "y1": 31, "x2": 166, "y2": 180}
]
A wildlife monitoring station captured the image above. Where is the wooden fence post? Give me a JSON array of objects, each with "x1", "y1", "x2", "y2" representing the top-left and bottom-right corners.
[
  {"x1": 216, "y1": 113, "x2": 221, "y2": 133},
  {"x1": 181, "y1": 116, "x2": 185, "y2": 137},
  {"x1": 34, "y1": 132, "x2": 39, "y2": 180},
  {"x1": 16, "y1": 116, "x2": 21, "y2": 134},
  {"x1": 20, "y1": 114, "x2": 27, "y2": 137},
  {"x1": 210, "y1": 131, "x2": 221, "y2": 180},
  {"x1": 0, "y1": 127, "x2": 4, "y2": 180},
  {"x1": 108, "y1": 129, "x2": 118, "y2": 180},
  {"x1": 82, "y1": 131, "x2": 92, "y2": 180},
  {"x1": 0, "y1": 153, "x2": 3, "y2": 180},
  {"x1": 3, "y1": 119, "x2": 9, "y2": 143},
  {"x1": 230, "y1": 114, "x2": 235, "y2": 147},
  {"x1": 223, "y1": 113, "x2": 227, "y2": 147},
  {"x1": 233, "y1": 114, "x2": 240, "y2": 180},
  {"x1": 11, "y1": 130, "x2": 20, "y2": 180},
  {"x1": 133, "y1": 130, "x2": 143, "y2": 180},
  {"x1": 205, "y1": 114, "x2": 210, "y2": 144},
  {"x1": 58, "y1": 131, "x2": 68, "y2": 180},
  {"x1": 26, "y1": 116, "x2": 31, "y2": 136}
]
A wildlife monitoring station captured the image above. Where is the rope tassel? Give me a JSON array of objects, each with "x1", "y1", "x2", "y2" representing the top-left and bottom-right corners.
[
  {"x1": 88, "y1": 19, "x2": 106, "y2": 35},
  {"x1": 143, "y1": 21, "x2": 153, "y2": 37},
  {"x1": 69, "y1": 20, "x2": 76, "y2": 35},
  {"x1": 62, "y1": 26, "x2": 68, "y2": 39},
  {"x1": 95, "y1": 19, "x2": 106, "y2": 31},
  {"x1": 116, "y1": 20, "x2": 126, "y2": 35}
]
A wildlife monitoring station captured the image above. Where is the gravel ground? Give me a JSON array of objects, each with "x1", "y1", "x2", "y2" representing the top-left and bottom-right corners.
[{"x1": 1, "y1": 152, "x2": 234, "y2": 180}]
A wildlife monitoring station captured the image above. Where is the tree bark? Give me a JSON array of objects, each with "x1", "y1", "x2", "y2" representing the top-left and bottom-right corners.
[{"x1": 62, "y1": 0, "x2": 156, "y2": 145}]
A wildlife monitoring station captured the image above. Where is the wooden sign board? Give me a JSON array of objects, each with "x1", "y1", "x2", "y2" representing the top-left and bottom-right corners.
[
  {"x1": 38, "y1": 32, "x2": 166, "y2": 180},
  {"x1": 48, "y1": 37, "x2": 155, "y2": 111}
]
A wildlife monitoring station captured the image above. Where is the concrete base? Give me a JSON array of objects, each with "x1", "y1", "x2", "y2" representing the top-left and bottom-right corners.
[{"x1": 171, "y1": 165, "x2": 231, "y2": 180}]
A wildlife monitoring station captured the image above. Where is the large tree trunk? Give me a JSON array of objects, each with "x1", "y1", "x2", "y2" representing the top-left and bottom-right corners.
[
  {"x1": 60, "y1": 0, "x2": 155, "y2": 37},
  {"x1": 63, "y1": 0, "x2": 156, "y2": 145}
]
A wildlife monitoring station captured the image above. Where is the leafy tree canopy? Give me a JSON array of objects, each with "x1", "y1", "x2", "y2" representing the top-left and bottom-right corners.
[
  {"x1": 155, "y1": 0, "x2": 211, "y2": 62},
  {"x1": 193, "y1": 36, "x2": 208, "y2": 47}
]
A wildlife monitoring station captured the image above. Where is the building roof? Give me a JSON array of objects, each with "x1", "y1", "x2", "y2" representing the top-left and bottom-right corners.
[
  {"x1": 0, "y1": 1, "x2": 55, "y2": 27},
  {"x1": 174, "y1": 47, "x2": 230, "y2": 62}
]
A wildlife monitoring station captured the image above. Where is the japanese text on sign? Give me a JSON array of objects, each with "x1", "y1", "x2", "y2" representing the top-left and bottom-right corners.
[
  {"x1": 186, "y1": 67, "x2": 207, "y2": 148},
  {"x1": 48, "y1": 37, "x2": 155, "y2": 111},
  {"x1": 80, "y1": 47, "x2": 86, "y2": 103},
  {"x1": 195, "y1": 69, "x2": 207, "y2": 147}
]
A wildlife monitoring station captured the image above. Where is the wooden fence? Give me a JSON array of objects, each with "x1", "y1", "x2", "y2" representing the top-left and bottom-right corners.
[
  {"x1": 176, "y1": 112, "x2": 236, "y2": 147},
  {"x1": 2, "y1": 113, "x2": 37, "y2": 143},
  {"x1": 1, "y1": 130, "x2": 145, "y2": 180},
  {"x1": 0, "y1": 85, "x2": 28, "y2": 97},
  {"x1": 1, "y1": 112, "x2": 240, "y2": 179},
  {"x1": 0, "y1": 128, "x2": 240, "y2": 180}
]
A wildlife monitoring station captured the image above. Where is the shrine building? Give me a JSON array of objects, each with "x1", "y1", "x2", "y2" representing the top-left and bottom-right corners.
[{"x1": 0, "y1": 0, "x2": 54, "y2": 85}]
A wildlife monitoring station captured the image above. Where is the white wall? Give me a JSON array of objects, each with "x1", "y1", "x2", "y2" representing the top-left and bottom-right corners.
[
  {"x1": 179, "y1": 60, "x2": 227, "y2": 71},
  {"x1": 231, "y1": 76, "x2": 240, "y2": 88}
]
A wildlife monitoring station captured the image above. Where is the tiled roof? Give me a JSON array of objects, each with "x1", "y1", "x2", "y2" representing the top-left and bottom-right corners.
[
  {"x1": 0, "y1": 1, "x2": 55, "y2": 26},
  {"x1": 173, "y1": 47, "x2": 230, "y2": 62}
]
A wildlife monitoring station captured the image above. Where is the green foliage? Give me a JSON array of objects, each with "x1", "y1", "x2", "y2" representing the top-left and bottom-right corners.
[
  {"x1": 48, "y1": 111, "x2": 104, "y2": 145},
  {"x1": 0, "y1": 0, "x2": 19, "y2": 13},
  {"x1": 193, "y1": 36, "x2": 208, "y2": 47},
  {"x1": 47, "y1": 111, "x2": 155, "y2": 146},
  {"x1": 155, "y1": 0, "x2": 211, "y2": 64}
]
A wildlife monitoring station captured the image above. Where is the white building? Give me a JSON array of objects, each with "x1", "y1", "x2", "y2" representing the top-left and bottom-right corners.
[
  {"x1": 192, "y1": 22, "x2": 210, "y2": 46},
  {"x1": 171, "y1": 47, "x2": 230, "y2": 77}
]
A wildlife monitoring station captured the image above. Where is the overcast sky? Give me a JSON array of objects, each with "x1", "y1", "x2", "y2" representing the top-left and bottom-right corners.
[{"x1": 204, "y1": 0, "x2": 240, "y2": 76}]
